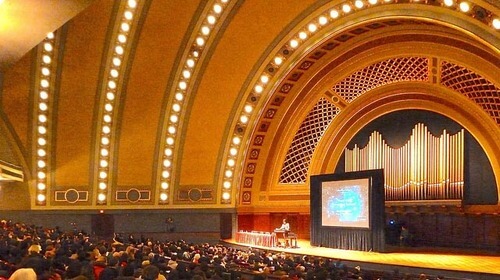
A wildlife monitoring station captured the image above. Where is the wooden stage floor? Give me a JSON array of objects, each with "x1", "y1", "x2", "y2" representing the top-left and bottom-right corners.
[{"x1": 223, "y1": 238, "x2": 500, "y2": 280}]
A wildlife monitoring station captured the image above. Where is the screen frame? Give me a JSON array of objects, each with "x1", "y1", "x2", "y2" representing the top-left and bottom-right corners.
[{"x1": 310, "y1": 169, "x2": 385, "y2": 252}]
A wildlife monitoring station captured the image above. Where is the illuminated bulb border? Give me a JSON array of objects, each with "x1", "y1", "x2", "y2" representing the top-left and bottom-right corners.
[
  {"x1": 34, "y1": 33, "x2": 57, "y2": 205},
  {"x1": 95, "y1": 0, "x2": 139, "y2": 205},
  {"x1": 160, "y1": 0, "x2": 231, "y2": 204}
]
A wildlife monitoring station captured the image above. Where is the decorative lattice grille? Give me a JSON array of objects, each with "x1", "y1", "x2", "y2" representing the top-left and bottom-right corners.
[
  {"x1": 334, "y1": 57, "x2": 429, "y2": 103},
  {"x1": 441, "y1": 61, "x2": 500, "y2": 125},
  {"x1": 279, "y1": 98, "x2": 339, "y2": 183}
]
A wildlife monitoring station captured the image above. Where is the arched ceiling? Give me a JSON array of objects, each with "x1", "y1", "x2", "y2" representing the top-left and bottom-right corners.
[{"x1": 0, "y1": 0, "x2": 498, "y2": 211}]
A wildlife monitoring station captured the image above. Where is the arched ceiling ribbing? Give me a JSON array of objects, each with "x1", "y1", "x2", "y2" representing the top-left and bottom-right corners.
[{"x1": 0, "y1": 0, "x2": 498, "y2": 211}]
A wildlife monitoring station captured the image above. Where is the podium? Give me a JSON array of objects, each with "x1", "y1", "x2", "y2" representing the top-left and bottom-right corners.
[{"x1": 274, "y1": 229, "x2": 298, "y2": 248}]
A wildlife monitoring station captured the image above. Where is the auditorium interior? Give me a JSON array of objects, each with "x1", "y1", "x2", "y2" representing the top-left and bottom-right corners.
[{"x1": 0, "y1": 0, "x2": 499, "y2": 279}]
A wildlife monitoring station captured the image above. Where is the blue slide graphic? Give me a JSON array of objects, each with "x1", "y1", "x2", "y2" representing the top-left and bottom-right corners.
[{"x1": 327, "y1": 186, "x2": 363, "y2": 222}]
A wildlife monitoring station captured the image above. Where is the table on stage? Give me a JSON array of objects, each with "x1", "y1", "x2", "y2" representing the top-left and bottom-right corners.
[
  {"x1": 236, "y1": 231, "x2": 276, "y2": 248},
  {"x1": 274, "y1": 229, "x2": 298, "y2": 248}
]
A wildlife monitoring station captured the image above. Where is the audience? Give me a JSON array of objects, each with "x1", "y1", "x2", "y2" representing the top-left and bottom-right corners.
[{"x1": 0, "y1": 219, "x2": 467, "y2": 280}]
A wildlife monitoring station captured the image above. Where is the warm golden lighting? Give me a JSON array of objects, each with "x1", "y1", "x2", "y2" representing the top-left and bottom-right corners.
[
  {"x1": 112, "y1": 57, "x2": 121, "y2": 66},
  {"x1": 355, "y1": 0, "x2": 365, "y2": 9},
  {"x1": 39, "y1": 102, "x2": 48, "y2": 111},
  {"x1": 493, "y1": 18, "x2": 500, "y2": 29},
  {"x1": 127, "y1": 0, "x2": 137, "y2": 9},
  {"x1": 121, "y1": 22, "x2": 130, "y2": 32},
  {"x1": 37, "y1": 149, "x2": 46, "y2": 157},
  {"x1": 244, "y1": 104, "x2": 253, "y2": 113},
  {"x1": 254, "y1": 84, "x2": 263, "y2": 93},
  {"x1": 100, "y1": 148, "x2": 109, "y2": 157},
  {"x1": 107, "y1": 91, "x2": 115, "y2": 100},
  {"x1": 42, "y1": 55, "x2": 51, "y2": 64},
  {"x1": 308, "y1": 23, "x2": 317, "y2": 32},
  {"x1": 201, "y1": 26, "x2": 210, "y2": 35},
  {"x1": 330, "y1": 9, "x2": 339, "y2": 18},
  {"x1": 459, "y1": 2, "x2": 470, "y2": 12},
  {"x1": 37, "y1": 194, "x2": 46, "y2": 202},
  {"x1": 168, "y1": 126, "x2": 176, "y2": 134},
  {"x1": 124, "y1": 11, "x2": 133, "y2": 20},
  {"x1": 98, "y1": 193, "x2": 106, "y2": 201},
  {"x1": 160, "y1": 193, "x2": 168, "y2": 201},
  {"x1": 196, "y1": 37, "x2": 205, "y2": 47},
  {"x1": 207, "y1": 15, "x2": 216, "y2": 24},
  {"x1": 102, "y1": 125, "x2": 111, "y2": 134},
  {"x1": 274, "y1": 56, "x2": 283, "y2": 65},
  {"x1": 318, "y1": 16, "x2": 328, "y2": 25},
  {"x1": 40, "y1": 91, "x2": 49, "y2": 99},
  {"x1": 44, "y1": 43, "x2": 53, "y2": 52},
  {"x1": 38, "y1": 138, "x2": 46, "y2": 146},
  {"x1": 342, "y1": 4, "x2": 352, "y2": 13},
  {"x1": 118, "y1": 34, "x2": 127, "y2": 43}
]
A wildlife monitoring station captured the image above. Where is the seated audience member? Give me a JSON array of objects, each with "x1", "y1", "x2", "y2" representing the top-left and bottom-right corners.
[
  {"x1": 143, "y1": 264, "x2": 160, "y2": 280},
  {"x1": 9, "y1": 268, "x2": 37, "y2": 280}
]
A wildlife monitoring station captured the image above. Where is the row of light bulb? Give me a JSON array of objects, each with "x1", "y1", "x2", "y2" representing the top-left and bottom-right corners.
[
  {"x1": 96, "y1": 0, "x2": 138, "y2": 204},
  {"x1": 35, "y1": 33, "x2": 56, "y2": 204},
  {"x1": 222, "y1": 0, "x2": 499, "y2": 204},
  {"x1": 34, "y1": 0, "x2": 496, "y2": 206},
  {"x1": 160, "y1": 0, "x2": 231, "y2": 204}
]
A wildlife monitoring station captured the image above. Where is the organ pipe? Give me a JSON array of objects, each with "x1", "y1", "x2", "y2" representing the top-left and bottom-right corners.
[{"x1": 345, "y1": 124, "x2": 464, "y2": 201}]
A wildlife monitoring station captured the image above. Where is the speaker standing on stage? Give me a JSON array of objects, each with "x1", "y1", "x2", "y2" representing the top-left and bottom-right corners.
[{"x1": 277, "y1": 218, "x2": 290, "y2": 231}]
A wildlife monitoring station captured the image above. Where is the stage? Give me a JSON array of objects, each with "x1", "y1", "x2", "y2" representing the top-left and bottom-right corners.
[{"x1": 222, "y1": 238, "x2": 500, "y2": 280}]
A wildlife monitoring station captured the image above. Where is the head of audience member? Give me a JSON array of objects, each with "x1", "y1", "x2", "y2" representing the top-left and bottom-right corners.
[
  {"x1": 143, "y1": 264, "x2": 160, "y2": 280},
  {"x1": 9, "y1": 268, "x2": 37, "y2": 280}
]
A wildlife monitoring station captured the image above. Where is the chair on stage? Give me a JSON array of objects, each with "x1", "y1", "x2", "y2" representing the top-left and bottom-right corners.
[{"x1": 287, "y1": 232, "x2": 298, "y2": 248}]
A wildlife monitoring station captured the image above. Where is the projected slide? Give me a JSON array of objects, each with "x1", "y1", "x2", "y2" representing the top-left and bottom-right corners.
[{"x1": 321, "y1": 178, "x2": 370, "y2": 228}]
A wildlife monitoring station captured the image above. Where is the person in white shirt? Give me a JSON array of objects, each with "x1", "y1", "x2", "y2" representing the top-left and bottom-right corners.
[
  {"x1": 276, "y1": 219, "x2": 291, "y2": 247},
  {"x1": 278, "y1": 219, "x2": 290, "y2": 231}
]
